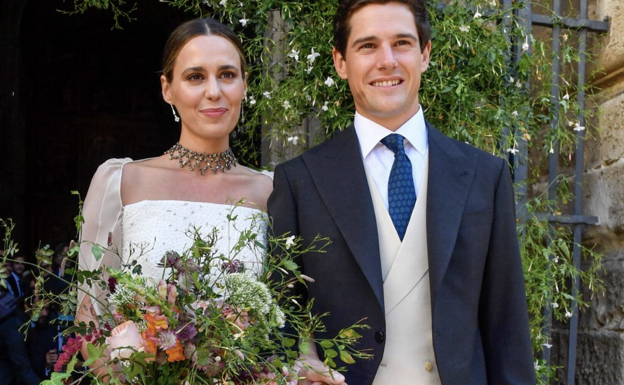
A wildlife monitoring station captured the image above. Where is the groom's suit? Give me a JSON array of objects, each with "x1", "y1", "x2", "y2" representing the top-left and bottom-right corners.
[{"x1": 268, "y1": 122, "x2": 535, "y2": 385}]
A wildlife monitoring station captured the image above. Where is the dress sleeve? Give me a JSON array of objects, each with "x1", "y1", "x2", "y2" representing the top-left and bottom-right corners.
[{"x1": 78, "y1": 158, "x2": 132, "y2": 315}]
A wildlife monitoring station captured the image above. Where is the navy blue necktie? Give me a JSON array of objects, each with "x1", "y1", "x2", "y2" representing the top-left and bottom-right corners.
[{"x1": 381, "y1": 134, "x2": 416, "y2": 240}]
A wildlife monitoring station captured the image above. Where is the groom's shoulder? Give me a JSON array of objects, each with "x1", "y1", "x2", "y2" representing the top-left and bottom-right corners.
[{"x1": 278, "y1": 125, "x2": 355, "y2": 169}]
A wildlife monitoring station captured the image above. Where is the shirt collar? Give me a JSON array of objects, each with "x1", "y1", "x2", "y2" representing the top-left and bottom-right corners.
[{"x1": 354, "y1": 107, "x2": 428, "y2": 159}]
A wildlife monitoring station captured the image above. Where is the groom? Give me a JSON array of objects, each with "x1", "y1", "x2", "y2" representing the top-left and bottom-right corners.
[{"x1": 268, "y1": 0, "x2": 535, "y2": 384}]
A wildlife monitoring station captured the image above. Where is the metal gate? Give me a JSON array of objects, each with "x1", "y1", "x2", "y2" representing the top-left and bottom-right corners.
[{"x1": 501, "y1": 0, "x2": 609, "y2": 383}]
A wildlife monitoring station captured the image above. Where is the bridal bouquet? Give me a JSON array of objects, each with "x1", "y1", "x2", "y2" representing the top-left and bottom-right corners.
[{"x1": 18, "y1": 209, "x2": 370, "y2": 385}]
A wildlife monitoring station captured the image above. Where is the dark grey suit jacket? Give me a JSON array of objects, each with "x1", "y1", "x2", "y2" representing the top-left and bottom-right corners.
[{"x1": 267, "y1": 123, "x2": 536, "y2": 385}]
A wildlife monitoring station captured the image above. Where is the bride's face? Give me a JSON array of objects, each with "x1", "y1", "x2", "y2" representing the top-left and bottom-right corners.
[{"x1": 161, "y1": 35, "x2": 247, "y2": 149}]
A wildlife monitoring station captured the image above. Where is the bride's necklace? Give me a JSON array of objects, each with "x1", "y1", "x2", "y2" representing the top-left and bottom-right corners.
[{"x1": 165, "y1": 142, "x2": 237, "y2": 175}]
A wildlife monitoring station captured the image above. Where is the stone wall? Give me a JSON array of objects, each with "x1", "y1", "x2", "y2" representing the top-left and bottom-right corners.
[{"x1": 552, "y1": 0, "x2": 624, "y2": 383}]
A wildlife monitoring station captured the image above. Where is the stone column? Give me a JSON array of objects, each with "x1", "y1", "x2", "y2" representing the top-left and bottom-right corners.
[{"x1": 564, "y1": 0, "x2": 624, "y2": 383}]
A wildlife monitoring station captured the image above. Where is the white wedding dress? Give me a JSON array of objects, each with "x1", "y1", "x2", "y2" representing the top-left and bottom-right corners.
[{"x1": 78, "y1": 158, "x2": 272, "y2": 315}]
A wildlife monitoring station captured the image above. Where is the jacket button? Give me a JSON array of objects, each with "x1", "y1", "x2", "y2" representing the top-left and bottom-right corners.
[
  {"x1": 375, "y1": 331, "x2": 385, "y2": 343},
  {"x1": 424, "y1": 362, "x2": 433, "y2": 372}
]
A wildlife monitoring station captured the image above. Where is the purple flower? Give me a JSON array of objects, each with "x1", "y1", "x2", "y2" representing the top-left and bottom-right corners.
[
  {"x1": 176, "y1": 322, "x2": 198, "y2": 341},
  {"x1": 221, "y1": 259, "x2": 243, "y2": 273}
]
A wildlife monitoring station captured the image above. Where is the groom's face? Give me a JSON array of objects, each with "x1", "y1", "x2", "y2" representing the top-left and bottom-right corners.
[{"x1": 333, "y1": 2, "x2": 431, "y2": 131}]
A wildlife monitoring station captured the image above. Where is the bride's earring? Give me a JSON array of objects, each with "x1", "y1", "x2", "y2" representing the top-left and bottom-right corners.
[
  {"x1": 241, "y1": 96, "x2": 246, "y2": 123},
  {"x1": 170, "y1": 103, "x2": 180, "y2": 122}
]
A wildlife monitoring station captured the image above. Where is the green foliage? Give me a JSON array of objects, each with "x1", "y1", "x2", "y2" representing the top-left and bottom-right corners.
[{"x1": 53, "y1": 0, "x2": 605, "y2": 382}]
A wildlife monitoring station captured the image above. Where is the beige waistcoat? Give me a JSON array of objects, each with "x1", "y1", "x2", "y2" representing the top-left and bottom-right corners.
[{"x1": 367, "y1": 158, "x2": 442, "y2": 385}]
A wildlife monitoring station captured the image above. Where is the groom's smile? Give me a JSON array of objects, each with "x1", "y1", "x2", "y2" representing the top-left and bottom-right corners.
[{"x1": 332, "y1": 2, "x2": 431, "y2": 131}]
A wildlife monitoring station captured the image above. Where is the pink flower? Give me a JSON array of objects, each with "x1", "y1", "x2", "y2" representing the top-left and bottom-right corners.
[
  {"x1": 106, "y1": 321, "x2": 145, "y2": 360},
  {"x1": 157, "y1": 280, "x2": 168, "y2": 300},
  {"x1": 167, "y1": 284, "x2": 178, "y2": 305}
]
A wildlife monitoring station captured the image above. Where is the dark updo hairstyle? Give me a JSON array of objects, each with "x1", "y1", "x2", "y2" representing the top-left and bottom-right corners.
[
  {"x1": 333, "y1": 0, "x2": 431, "y2": 58},
  {"x1": 162, "y1": 17, "x2": 248, "y2": 83}
]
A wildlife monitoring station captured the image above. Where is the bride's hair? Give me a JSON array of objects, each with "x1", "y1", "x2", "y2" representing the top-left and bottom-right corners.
[{"x1": 162, "y1": 17, "x2": 248, "y2": 83}]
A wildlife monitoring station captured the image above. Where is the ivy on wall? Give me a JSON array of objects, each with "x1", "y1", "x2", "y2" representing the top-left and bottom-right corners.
[{"x1": 60, "y1": 0, "x2": 604, "y2": 382}]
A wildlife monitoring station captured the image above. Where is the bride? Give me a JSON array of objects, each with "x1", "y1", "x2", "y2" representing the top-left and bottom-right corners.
[{"x1": 76, "y1": 17, "x2": 272, "y2": 376}]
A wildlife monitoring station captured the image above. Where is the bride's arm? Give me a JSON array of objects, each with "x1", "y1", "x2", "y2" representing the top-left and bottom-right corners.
[{"x1": 75, "y1": 158, "x2": 129, "y2": 379}]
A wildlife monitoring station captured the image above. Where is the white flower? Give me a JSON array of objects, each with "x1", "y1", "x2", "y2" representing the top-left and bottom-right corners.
[
  {"x1": 522, "y1": 39, "x2": 529, "y2": 52},
  {"x1": 543, "y1": 343, "x2": 552, "y2": 349},
  {"x1": 321, "y1": 101, "x2": 329, "y2": 111},
  {"x1": 287, "y1": 136, "x2": 299, "y2": 145},
  {"x1": 219, "y1": 0, "x2": 226, "y2": 5},
  {"x1": 288, "y1": 49, "x2": 299, "y2": 62},
  {"x1": 573, "y1": 122, "x2": 585, "y2": 131},
  {"x1": 562, "y1": 33, "x2": 569, "y2": 41},
  {"x1": 307, "y1": 48, "x2": 320, "y2": 64},
  {"x1": 511, "y1": 111, "x2": 518, "y2": 117},
  {"x1": 459, "y1": 25, "x2": 470, "y2": 33},
  {"x1": 263, "y1": 91, "x2": 271, "y2": 99},
  {"x1": 507, "y1": 148, "x2": 519, "y2": 155},
  {"x1": 534, "y1": 361, "x2": 541, "y2": 371},
  {"x1": 283, "y1": 100, "x2": 291, "y2": 109},
  {"x1": 324, "y1": 77, "x2": 335, "y2": 87},
  {"x1": 565, "y1": 309, "x2": 573, "y2": 318},
  {"x1": 239, "y1": 18, "x2": 249, "y2": 27},
  {"x1": 549, "y1": 147, "x2": 554, "y2": 154},
  {"x1": 285, "y1": 235, "x2": 296, "y2": 249},
  {"x1": 509, "y1": 76, "x2": 514, "y2": 83},
  {"x1": 562, "y1": 93, "x2": 570, "y2": 100},
  {"x1": 305, "y1": 66, "x2": 313, "y2": 74},
  {"x1": 516, "y1": 80, "x2": 522, "y2": 88},
  {"x1": 248, "y1": 95, "x2": 256, "y2": 105},
  {"x1": 552, "y1": 302, "x2": 559, "y2": 308},
  {"x1": 474, "y1": 9, "x2": 482, "y2": 18}
]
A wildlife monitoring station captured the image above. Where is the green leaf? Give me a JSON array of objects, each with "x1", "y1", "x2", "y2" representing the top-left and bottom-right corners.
[
  {"x1": 284, "y1": 338, "x2": 296, "y2": 348},
  {"x1": 299, "y1": 340, "x2": 311, "y2": 355},
  {"x1": 84, "y1": 342, "x2": 106, "y2": 367},
  {"x1": 92, "y1": 244, "x2": 104, "y2": 261},
  {"x1": 339, "y1": 350, "x2": 355, "y2": 364},
  {"x1": 319, "y1": 340, "x2": 334, "y2": 349},
  {"x1": 284, "y1": 260, "x2": 298, "y2": 271},
  {"x1": 325, "y1": 349, "x2": 338, "y2": 358}
]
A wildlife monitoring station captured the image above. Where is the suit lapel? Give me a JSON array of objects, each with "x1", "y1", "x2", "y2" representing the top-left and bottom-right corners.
[
  {"x1": 426, "y1": 123, "x2": 478, "y2": 308},
  {"x1": 302, "y1": 126, "x2": 384, "y2": 310}
]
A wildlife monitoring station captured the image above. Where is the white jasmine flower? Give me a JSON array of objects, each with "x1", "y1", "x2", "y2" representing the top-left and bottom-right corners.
[
  {"x1": 565, "y1": 308, "x2": 573, "y2": 318},
  {"x1": 305, "y1": 66, "x2": 313, "y2": 74},
  {"x1": 512, "y1": 111, "x2": 518, "y2": 117},
  {"x1": 543, "y1": 343, "x2": 552, "y2": 349},
  {"x1": 549, "y1": 147, "x2": 554, "y2": 154},
  {"x1": 283, "y1": 100, "x2": 291, "y2": 109},
  {"x1": 239, "y1": 18, "x2": 249, "y2": 27},
  {"x1": 534, "y1": 361, "x2": 541, "y2": 371},
  {"x1": 474, "y1": 9, "x2": 482, "y2": 18},
  {"x1": 509, "y1": 76, "x2": 514, "y2": 83},
  {"x1": 507, "y1": 148, "x2": 519, "y2": 155},
  {"x1": 516, "y1": 80, "x2": 522, "y2": 88},
  {"x1": 573, "y1": 122, "x2": 585, "y2": 131},
  {"x1": 248, "y1": 95, "x2": 256, "y2": 105},
  {"x1": 562, "y1": 33, "x2": 569, "y2": 41},
  {"x1": 263, "y1": 91, "x2": 271, "y2": 99},
  {"x1": 288, "y1": 49, "x2": 299, "y2": 62},
  {"x1": 324, "y1": 76, "x2": 335, "y2": 87},
  {"x1": 522, "y1": 38, "x2": 529, "y2": 52},
  {"x1": 285, "y1": 235, "x2": 296, "y2": 249},
  {"x1": 459, "y1": 25, "x2": 470, "y2": 33},
  {"x1": 219, "y1": 0, "x2": 226, "y2": 5},
  {"x1": 562, "y1": 93, "x2": 570, "y2": 100},
  {"x1": 321, "y1": 101, "x2": 329, "y2": 111},
  {"x1": 307, "y1": 48, "x2": 320, "y2": 64},
  {"x1": 552, "y1": 302, "x2": 559, "y2": 308},
  {"x1": 287, "y1": 136, "x2": 299, "y2": 145}
]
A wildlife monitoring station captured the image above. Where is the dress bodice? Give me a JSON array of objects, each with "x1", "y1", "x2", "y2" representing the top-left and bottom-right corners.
[{"x1": 121, "y1": 200, "x2": 267, "y2": 281}]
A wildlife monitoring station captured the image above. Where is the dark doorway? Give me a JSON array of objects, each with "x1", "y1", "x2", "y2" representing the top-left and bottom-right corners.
[{"x1": 2, "y1": 0, "x2": 192, "y2": 258}]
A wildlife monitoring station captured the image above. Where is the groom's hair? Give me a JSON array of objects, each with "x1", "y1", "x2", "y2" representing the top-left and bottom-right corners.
[{"x1": 333, "y1": 0, "x2": 431, "y2": 58}]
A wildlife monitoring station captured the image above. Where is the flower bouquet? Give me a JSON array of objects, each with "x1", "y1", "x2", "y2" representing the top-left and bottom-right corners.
[{"x1": 14, "y1": 206, "x2": 370, "y2": 385}]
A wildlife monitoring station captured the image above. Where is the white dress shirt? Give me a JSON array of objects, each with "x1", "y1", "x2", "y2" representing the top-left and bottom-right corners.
[{"x1": 355, "y1": 108, "x2": 428, "y2": 210}]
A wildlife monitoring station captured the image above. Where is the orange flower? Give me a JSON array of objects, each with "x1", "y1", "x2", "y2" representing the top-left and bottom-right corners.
[
  {"x1": 144, "y1": 313, "x2": 168, "y2": 331},
  {"x1": 141, "y1": 327, "x2": 158, "y2": 355},
  {"x1": 166, "y1": 340, "x2": 185, "y2": 362}
]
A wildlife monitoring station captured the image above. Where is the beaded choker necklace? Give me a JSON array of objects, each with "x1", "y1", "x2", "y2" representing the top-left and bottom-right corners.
[{"x1": 165, "y1": 142, "x2": 237, "y2": 175}]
